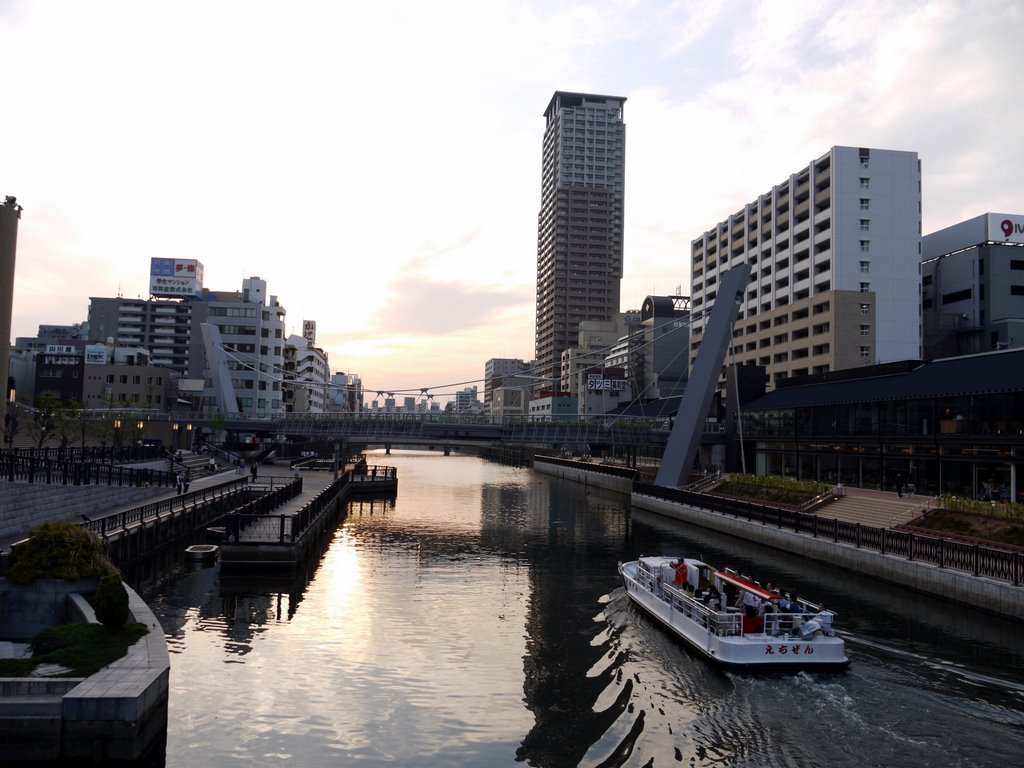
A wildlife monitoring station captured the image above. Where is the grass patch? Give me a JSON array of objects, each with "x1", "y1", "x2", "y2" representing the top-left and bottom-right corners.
[
  {"x1": 1, "y1": 622, "x2": 150, "y2": 678},
  {"x1": 712, "y1": 474, "x2": 830, "y2": 508},
  {"x1": 0, "y1": 657, "x2": 36, "y2": 676}
]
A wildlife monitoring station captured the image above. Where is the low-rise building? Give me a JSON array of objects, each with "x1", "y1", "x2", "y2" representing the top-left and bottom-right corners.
[{"x1": 921, "y1": 212, "x2": 1024, "y2": 358}]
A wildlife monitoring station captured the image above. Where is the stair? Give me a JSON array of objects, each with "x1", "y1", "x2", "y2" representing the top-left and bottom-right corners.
[{"x1": 823, "y1": 493, "x2": 931, "y2": 528}]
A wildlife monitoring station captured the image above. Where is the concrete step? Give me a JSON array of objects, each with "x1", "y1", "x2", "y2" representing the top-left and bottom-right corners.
[{"x1": 0, "y1": 695, "x2": 64, "y2": 717}]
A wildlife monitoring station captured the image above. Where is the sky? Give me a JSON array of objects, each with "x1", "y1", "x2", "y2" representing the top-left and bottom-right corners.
[{"x1": 3, "y1": 0, "x2": 1023, "y2": 402}]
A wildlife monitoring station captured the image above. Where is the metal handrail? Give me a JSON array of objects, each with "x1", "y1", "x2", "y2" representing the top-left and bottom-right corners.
[{"x1": 634, "y1": 482, "x2": 1024, "y2": 586}]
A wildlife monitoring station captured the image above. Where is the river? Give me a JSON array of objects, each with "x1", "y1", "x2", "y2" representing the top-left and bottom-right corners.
[{"x1": 132, "y1": 450, "x2": 1024, "y2": 768}]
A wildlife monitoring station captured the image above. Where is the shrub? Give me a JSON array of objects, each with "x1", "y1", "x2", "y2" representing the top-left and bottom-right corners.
[
  {"x1": 6, "y1": 522, "x2": 117, "y2": 585},
  {"x1": 94, "y1": 574, "x2": 130, "y2": 631}
]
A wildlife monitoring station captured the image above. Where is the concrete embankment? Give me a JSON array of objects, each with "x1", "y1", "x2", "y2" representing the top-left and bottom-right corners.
[
  {"x1": 0, "y1": 580, "x2": 169, "y2": 763},
  {"x1": 533, "y1": 457, "x2": 1024, "y2": 622}
]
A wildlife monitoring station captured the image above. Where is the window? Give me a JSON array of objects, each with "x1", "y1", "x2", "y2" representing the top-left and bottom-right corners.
[
  {"x1": 859, "y1": 303, "x2": 870, "y2": 315},
  {"x1": 859, "y1": 346, "x2": 871, "y2": 358},
  {"x1": 860, "y1": 324, "x2": 870, "y2": 336},
  {"x1": 860, "y1": 282, "x2": 871, "y2": 293},
  {"x1": 859, "y1": 219, "x2": 870, "y2": 231},
  {"x1": 1011, "y1": 285, "x2": 1024, "y2": 296},
  {"x1": 860, "y1": 260, "x2": 870, "y2": 273},
  {"x1": 1011, "y1": 260, "x2": 1024, "y2": 271},
  {"x1": 859, "y1": 198, "x2": 870, "y2": 211},
  {"x1": 859, "y1": 148, "x2": 870, "y2": 168},
  {"x1": 942, "y1": 288, "x2": 973, "y2": 304},
  {"x1": 859, "y1": 177, "x2": 870, "y2": 189},
  {"x1": 859, "y1": 240, "x2": 870, "y2": 252}
]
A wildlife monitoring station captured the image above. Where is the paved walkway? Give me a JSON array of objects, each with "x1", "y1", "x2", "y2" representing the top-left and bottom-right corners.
[{"x1": 1, "y1": 463, "x2": 342, "y2": 553}]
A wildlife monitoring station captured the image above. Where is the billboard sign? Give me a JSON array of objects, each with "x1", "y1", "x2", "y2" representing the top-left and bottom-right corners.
[
  {"x1": 84, "y1": 345, "x2": 110, "y2": 365},
  {"x1": 150, "y1": 258, "x2": 204, "y2": 297},
  {"x1": 988, "y1": 214, "x2": 1024, "y2": 245},
  {"x1": 303, "y1": 320, "x2": 317, "y2": 344}
]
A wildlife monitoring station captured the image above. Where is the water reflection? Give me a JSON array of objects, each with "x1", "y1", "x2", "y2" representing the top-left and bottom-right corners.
[{"x1": 133, "y1": 452, "x2": 1024, "y2": 768}]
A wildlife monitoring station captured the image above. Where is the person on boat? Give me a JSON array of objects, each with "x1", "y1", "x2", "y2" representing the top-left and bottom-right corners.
[
  {"x1": 742, "y1": 590, "x2": 763, "y2": 613},
  {"x1": 741, "y1": 605, "x2": 764, "y2": 634},
  {"x1": 813, "y1": 604, "x2": 835, "y2": 636},
  {"x1": 671, "y1": 561, "x2": 687, "y2": 588}
]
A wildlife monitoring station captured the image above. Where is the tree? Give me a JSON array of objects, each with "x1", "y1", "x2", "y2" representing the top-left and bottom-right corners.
[{"x1": 23, "y1": 395, "x2": 60, "y2": 449}]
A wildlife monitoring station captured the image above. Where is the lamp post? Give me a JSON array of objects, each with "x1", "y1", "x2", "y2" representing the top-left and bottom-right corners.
[
  {"x1": 4, "y1": 389, "x2": 16, "y2": 450},
  {"x1": 172, "y1": 422, "x2": 179, "y2": 451},
  {"x1": 113, "y1": 419, "x2": 122, "y2": 449}
]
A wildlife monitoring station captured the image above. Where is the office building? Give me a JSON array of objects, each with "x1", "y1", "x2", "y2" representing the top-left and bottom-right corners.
[
  {"x1": 535, "y1": 91, "x2": 626, "y2": 393},
  {"x1": 922, "y1": 212, "x2": 1024, "y2": 358},
  {"x1": 634, "y1": 295, "x2": 691, "y2": 401},
  {"x1": 690, "y1": 146, "x2": 921, "y2": 390},
  {"x1": 484, "y1": 358, "x2": 532, "y2": 414}
]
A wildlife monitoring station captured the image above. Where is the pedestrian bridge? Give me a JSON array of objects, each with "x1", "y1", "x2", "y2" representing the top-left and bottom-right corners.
[{"x1": 266, "y1": 413, "x2": 680, "y2": 450}]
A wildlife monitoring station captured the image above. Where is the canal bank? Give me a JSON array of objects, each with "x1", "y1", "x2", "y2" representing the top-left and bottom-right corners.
[
  {"x1": 0, "y1": 580, "x2": 169, "y2": 764},
  {"x1": 532, "y1": 456, "x2": 1024, "y2": 622}
]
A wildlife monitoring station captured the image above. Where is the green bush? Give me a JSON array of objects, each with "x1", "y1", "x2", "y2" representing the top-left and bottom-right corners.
[
  {"x1": 6, "y1": 522, "x2": 117, "y2": 585},
  {"x1": 94, "y1": 574, "x2": 130, "y2": 631}
]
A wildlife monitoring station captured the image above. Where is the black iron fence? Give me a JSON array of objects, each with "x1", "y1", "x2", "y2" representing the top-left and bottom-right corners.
[
  {"x1": 534, "y1": 454, "x2": 639, "y2": 479},
  {"x1": 1, "y1": 445, "x2": 162, "y2": 465},
  {"x1": 2, "y1": 451, "x2": 175, "y2": 487},
  {"x1": 226, "y1": 474, "x2": 346, "y2": 544},
  {"x1": 79, "y1": 477, "x2": 251, "y2": 538},
  {"x1": 634, "y1": 482, "x2": 1024, "y2": 586}
]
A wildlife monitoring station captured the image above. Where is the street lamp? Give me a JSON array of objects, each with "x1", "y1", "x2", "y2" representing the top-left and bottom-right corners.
[{"x1": 172, "y1": 422, "x2": 179, "y2": 450}]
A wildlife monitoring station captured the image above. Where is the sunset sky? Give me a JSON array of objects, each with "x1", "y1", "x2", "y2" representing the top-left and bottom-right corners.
[{"x1": 3, "y1": 0, "x2": 1022, "y2": 399}]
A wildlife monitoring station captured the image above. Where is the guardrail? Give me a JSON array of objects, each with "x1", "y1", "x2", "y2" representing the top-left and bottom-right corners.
[
  {"x1": 2, "y1": 453, "x2": 175, "y2": 487},
  {"x1": 534, "y1": 454, "x2": 639, "y2": 479},
  {"x1": 79, "y1": 477, "x2": 251, "y2": 539},
  {"x1": 634, "y1": 482, "x2": 1024, "y2": 586},
  {"x1": 225, "y1": 475, "x2": 346, "y2": 544}
]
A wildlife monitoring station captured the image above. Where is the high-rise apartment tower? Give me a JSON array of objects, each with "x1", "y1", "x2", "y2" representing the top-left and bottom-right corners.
[
  {"x1": 689, "y1": 146, "x2": 921, "y2": 390},
  {"x1": 534, "y1": 92, "x2": 626, "y2": 393}
]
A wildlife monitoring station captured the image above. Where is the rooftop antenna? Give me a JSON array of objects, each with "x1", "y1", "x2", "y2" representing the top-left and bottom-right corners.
[{"x1": 117, "y1": 282, "x2": 123, "y2": 298}]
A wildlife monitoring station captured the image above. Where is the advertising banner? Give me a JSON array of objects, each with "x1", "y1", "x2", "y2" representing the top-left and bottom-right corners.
[
  {"x1": 988, "y1": 214, "x2": 1024, "y2": 245},
  {"x1": 150, "y1": 258, "x2": 204, "y2": 297}
]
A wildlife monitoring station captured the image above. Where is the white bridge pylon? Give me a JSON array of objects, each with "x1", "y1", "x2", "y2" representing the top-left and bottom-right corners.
[{"x1": 654, "y1": 264, "x2": 751, "y2": 489}]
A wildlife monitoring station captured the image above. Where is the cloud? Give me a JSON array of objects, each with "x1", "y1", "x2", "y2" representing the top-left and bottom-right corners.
[{"x1": 370, "y1": 278, "x2": 531, "y2": 336}]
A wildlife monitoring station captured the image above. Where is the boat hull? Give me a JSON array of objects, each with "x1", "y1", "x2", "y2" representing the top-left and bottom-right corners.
[{"x1": 619, "y1": 560, "x2": 848, "y2": 670}]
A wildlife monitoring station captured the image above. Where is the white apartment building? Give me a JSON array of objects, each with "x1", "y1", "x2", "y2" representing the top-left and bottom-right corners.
[
  {"x1": 690, "y1": 146, "x2": 921, "y2": 389},
  {"x1": 201, "y1": 276, "x2": 287, "y2": 417},
  {"x1": 283, "y1": 333, "x2": 330, "y2": 413}
]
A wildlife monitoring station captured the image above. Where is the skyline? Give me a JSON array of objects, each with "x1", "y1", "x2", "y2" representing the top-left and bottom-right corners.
[{"x1": 3, "y1": 0, "x2": 1023, "y2": 399}]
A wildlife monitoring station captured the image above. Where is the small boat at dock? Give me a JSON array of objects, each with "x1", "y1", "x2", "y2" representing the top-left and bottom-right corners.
[{"x1": 618, "y1": 556, "x2": 848, "y2": 669}]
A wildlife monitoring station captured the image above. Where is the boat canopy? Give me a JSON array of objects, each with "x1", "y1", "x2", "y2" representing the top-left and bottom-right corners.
[{"x1": 715, "y1": 571, "x2": 778, "y2": 600}]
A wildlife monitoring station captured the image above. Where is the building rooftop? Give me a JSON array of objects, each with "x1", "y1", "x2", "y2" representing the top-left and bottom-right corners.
[{"x1": 744, "y1": 348, "x2": 1024, "y2": 410}]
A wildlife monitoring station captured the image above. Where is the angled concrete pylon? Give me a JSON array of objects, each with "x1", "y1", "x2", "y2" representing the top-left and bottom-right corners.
[{"x1": 655, "y1": 263, "x2": 751, "y2": 488}]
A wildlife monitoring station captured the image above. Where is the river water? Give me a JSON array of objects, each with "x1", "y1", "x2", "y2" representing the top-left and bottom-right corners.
[{"x1": 133, "y1": 451, "x2": 1024, "y2": 768}]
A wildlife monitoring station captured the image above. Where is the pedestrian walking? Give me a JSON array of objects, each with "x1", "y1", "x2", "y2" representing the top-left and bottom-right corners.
[
  {"x1": 175, "y1": 471, "x2": 185, "y2": 495},
  {"x1": 184, "y1": 469, "x2": 191, "y2": 493},
  {"x1": 250, "y1": 461, "x2": 258, "y2": 481}
]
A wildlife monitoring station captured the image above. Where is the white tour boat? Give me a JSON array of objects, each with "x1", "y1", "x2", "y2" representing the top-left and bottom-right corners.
[{"x1": 618, "y1": 556, "x2": 849, "y2": 669}]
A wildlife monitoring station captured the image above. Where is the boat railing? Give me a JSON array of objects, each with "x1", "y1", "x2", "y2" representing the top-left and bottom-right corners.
[{"x1": 661, "y1": 582, "x2": 826, "y2": 638}]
